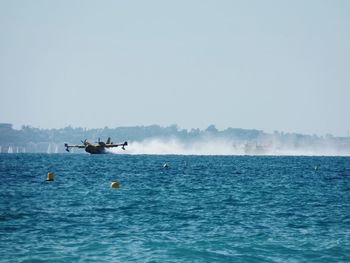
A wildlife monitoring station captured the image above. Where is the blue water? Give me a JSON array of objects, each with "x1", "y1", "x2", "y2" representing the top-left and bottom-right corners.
[{"x1": 0, "y1": 154, "x2": 349, "y2": 262}]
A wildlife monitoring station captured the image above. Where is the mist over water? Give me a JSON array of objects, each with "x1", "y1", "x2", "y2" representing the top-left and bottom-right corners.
[
  {"x1": 108, "y1": 138, "x2": 350, "y2": 156},
  {"x1": 123, "y1": 139, "x2": 235, "y2": 155}
]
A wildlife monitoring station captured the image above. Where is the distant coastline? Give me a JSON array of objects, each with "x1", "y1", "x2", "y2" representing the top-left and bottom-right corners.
[{"x1": 1, "y1": 123, "x2": 349, "y2": 155}]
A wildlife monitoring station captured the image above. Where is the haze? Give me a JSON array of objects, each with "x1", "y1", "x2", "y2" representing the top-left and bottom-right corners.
[{"x1": 1, "y1": 0, "x2": 349, "y2": 136}]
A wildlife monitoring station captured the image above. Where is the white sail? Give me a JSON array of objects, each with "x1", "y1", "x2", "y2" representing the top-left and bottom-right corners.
[
  {"x1": 8, "y1": 146, "x2": 13, "y2": 153},
  {"x1": 47, "y1": 143, "x2": 52, "y2": 154}
]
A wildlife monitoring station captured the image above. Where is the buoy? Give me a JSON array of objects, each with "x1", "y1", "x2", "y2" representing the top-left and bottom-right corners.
[
  {"x1": 47, "y1": 172, "x2": 54, "y2": 181},
  {"x1": 111, "y1": 181, "x2": 120, "y2": 189}
]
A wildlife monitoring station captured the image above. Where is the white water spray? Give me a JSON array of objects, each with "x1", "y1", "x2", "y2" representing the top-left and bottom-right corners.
[{"x1": 108, "y1": 138, "x2": 350, "y2": 156}]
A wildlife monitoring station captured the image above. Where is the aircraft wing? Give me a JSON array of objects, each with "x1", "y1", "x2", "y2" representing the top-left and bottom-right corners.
[
  {"x1": 104, "y1": 141, "x2": 128, "y2": 150},
  {"x1": 64, "y1": 143, "x2": 86, "y2": 152}
]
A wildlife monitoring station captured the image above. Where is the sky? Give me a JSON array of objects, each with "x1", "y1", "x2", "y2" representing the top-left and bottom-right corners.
[{"x1": 1, "y1": 0, "x2": 349, "y2": 136}]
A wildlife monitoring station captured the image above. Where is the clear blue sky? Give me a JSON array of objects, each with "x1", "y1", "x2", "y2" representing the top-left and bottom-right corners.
[{"x1": 1, "y1": 0, "x2": 349, "y2": 136}]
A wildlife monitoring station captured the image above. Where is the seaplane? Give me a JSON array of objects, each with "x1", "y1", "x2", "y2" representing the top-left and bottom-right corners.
[{"x1": 64, "y1": 137, "x2": 127, "y2": 154}]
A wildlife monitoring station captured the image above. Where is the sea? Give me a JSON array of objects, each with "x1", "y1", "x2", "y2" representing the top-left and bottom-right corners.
[{"x1": 0, "y1": 154, "x2": 349, "y2": 262}]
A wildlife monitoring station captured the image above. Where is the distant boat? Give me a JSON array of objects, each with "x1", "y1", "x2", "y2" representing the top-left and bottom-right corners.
[
  {"x1": 47, "y1": 143, "x2": 58, "y2": 154},
  {"x1": 47, "y1": 143, "x2": 51, "y2": 154},
  {"x1": 8, "y1": 146, "x2": 13, "y2": 154}
]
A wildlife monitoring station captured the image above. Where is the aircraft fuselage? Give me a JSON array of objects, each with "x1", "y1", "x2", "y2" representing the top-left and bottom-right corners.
[{"x1": 85, "y1": 145, "x2": 107, "y2": 154}]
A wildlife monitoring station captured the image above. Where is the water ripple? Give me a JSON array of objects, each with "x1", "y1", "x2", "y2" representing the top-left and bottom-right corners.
[{"x1": 0, "y1": 154, "x2": 349, "y2": 262}]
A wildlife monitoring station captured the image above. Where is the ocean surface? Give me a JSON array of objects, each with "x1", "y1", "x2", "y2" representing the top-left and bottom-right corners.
[{"x1": 0, "y1": 154, "x2": 349, "y2": 262}]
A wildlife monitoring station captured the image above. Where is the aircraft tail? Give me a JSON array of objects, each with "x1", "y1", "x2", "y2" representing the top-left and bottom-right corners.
[
  {"x1": 122, "y1": 141, "x2": 128, "y2": 150},
  {"x1": 106, "y1": 137, "x2": 111, "y2": 144}
]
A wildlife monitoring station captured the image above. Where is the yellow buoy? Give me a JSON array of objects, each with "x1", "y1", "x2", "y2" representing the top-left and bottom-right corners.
[
  {"x1": 47, "y1": 172, "x2": 54, "y2": 181},
  {"x1": 111, "y1": 181, "x2": 120, "y2": 189}
]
